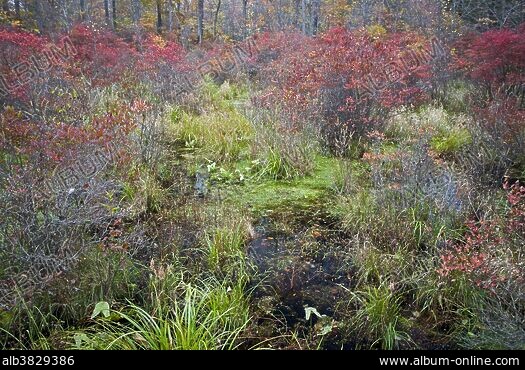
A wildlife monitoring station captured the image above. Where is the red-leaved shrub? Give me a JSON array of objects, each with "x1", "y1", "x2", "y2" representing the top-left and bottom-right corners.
[
  {"x1": 438, "y1": 181, "x2": 525, "y2": 295},
  {"x1": 254, "y1": 28, "x2": 436, "y2": 151},
  {"x1": 454, "y1": 25, "x2": 525, "y2": 93}
]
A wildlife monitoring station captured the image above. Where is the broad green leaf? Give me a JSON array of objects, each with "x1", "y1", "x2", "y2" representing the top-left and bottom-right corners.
[
  {"x1": 91, "y1": 301, "x2": 110, "y2": 319},
  {"x1": 73, "y1": 333, "x2": 90, "y2": 347},
  {"x1": 318, "y1": 321, "x2": 333, "y2": 336},
  {"x1": 304, "y1": 306, "x2": 324, "y2": 321}
]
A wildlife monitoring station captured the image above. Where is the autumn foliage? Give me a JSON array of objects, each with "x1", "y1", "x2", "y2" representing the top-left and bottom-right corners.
[
  {"x1": 3, "y1": 0, "x2": 525, "y2": 351},
  {"x1": 0, "y1": 25, "x2": 190, "y2": 169},
  {"x1": 454, "y1": 25, "x2": 525, "y2": 93},
  {"x1": 253, "y1": 27, "x2": 438, "y2": 148},
  {"x1": 438, "y1": 180, "x2": 525, "y2": 294}
]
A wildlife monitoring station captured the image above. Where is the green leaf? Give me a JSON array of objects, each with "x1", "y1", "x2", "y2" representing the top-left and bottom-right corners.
[
  {"x1": 73, "y1": 333, "x2": 90, "y2": 347},
  {"x1": 91, "y1": 301, "x2": 110, "y2": 319},
  {"x1": 317, "y1": 320, "x2": 334, "y2": 336},
  {"x1": 304, "y1": 306, "x2": 324, "y2": 321}
]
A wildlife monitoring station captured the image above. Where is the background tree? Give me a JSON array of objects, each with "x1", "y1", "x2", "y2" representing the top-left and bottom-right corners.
[
  {"x1": 112, "y1": 0, "x2": 117, "y2": 29},
  {"x1": 15, "y1": 0, "x2": 20, "y2": 19},
  {"x1": 213, "y1": 0, "x2": 221, "y2": 38},
  {"x1": 242, "y1": 0, "x2": 248, "y2": 37},
  {"x1": 156, "y1": 0, "x2": 163, "y2": 33},
  {"x1": 1, "y1": 0, "x2": 523, "y2": 44},
  {"x1": 131, "y1": 0, "x2": 141, "y2": 28},
  {"x1": 104, "y1": 0, "x2": 110, "y2": 25},
  {"x1": 167, "y1": 0, "x2": 173, "y2": 32},
  {"x1": 311, "y1": 0, "x2": 321, "y2": 35},
  {"x1": 79, "y1": 0, "x2": 86, "y2": 21},
  {"x1": 197, "y1": 0, "x2": 204, "y2": 43},
  {"x1": 33, "y1": 0, "x2": 46, "y2": 31}
]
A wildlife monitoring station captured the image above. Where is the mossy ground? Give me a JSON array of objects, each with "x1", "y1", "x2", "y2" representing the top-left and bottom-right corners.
[{"x1": 225, "y1": 155, "x2": 339, "y2": 217}]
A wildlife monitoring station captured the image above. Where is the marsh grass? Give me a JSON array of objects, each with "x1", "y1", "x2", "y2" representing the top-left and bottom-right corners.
[
  {"x1": 349, "y1": 283, "x2": 412, "y2": 349},
  {"x1": 430, "y1": 128, "x2": 472, "y2": 157},
  {"x1": 252, "y1": 127, "x2": 317, "y2": 181},
  {"x1": 72, "y1": 274, "x2": 251, "y2": 350},
  {"x1": 0, "y1": 291, "x2": 64, "y2": 350},
  {"x1": 386, "y1": 105, "x2": 471, "y2": 146},
  {"x1": 461, "y1": 299, "x2": 525, "y2": 350},
  {"x1": 3, "y1": 73, "x2": 522, "y2": 352},
  {"x1": 414, "y1": 265, "x2": 486, "y2": 329},
  {"x1": 439, "y1": 81, "x2": 475, "y2": 114},
  {"x1": 172, "y1": 109, "x2": 253, "y2": 163},
  {"x1": 206, "y1": 224, "x2": 248, "y2": 273},
  {"x1": 248, "y1": 107, "x2": 318, "y2": 181}
]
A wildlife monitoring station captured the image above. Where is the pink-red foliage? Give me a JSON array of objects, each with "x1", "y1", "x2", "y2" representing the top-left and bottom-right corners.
[
  {"x1": 438, "y1": 181, "x2": 525, "y2": 293},
  {"x1": 454, "y1": 24, "x2": 525, "y2": 90},
  {"x1": 138, "y1": 34, "x2": 188, "y2": 73},
  {"x1": 255, "y1": 28, "x2": 434, "y2": 136},
  {"x1": 68, "y1": 25, "x2": 136, "y2": 86},
  {"x1": 0, "y1": 28, "x2": 48, "y2": 100},
  {"x1": 0, "y1": 25, "x2": 189, "y2": 170},
  {"x1": 473, "y1": 93, "x2": 525, "y2": 142},
  {"x1": 454, "y1": 24, "x2": 525, "y2": 166},
  {"x1": 0, "y1": 28, "x2": 46, "y2": 60}
]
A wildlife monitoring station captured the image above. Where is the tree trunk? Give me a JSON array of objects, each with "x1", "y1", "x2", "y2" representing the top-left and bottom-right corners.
[
  {"x1": 167, "y1": 0, "x2": 173, "y2": 32},
  {"x1": 156, "y1": 0, "x2": 163, "y2": 33},
  {"x1": 131, "y1": 0, "x2": 141, "y2": 27},
  {"x1": 104, "y1": 0, "x2": 110, "y2": 24},
  {"x1": 174, "y1": 0, "x2": 183, "y2": 33},
  {"x1": 311, "y1": 0, "x2": 320, "y2": 35},
  {"x1": 111, "y1": 0, "x2": 117, "y2": 29},
  {"x1": 294, "y1": 0, "x2": 300, "y2": 28},
  {"x1": 242, "y1": 0, "x2": 248, "y2": 38},
  {"x1": 213, "y1": 0, "x2": 221, "y2": 38},
  {"x1": 14, "y1": 0, "x2": 20, "y2": 18},
  {"x1": 276, "y1": 0, "x2": 283, "y2": 29},
  {"x1": 301, "y1": 0, "x2": 307, "y2": 34},
  {"x1": 33, "y1": 0, "x2": 46, "y2": 31},
  {"x1": 197, "y1": 0, "x2": 204, "y2": 44},
  {"x1": 79, "y1": 0, "x2": 86, "y2": 21}
]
